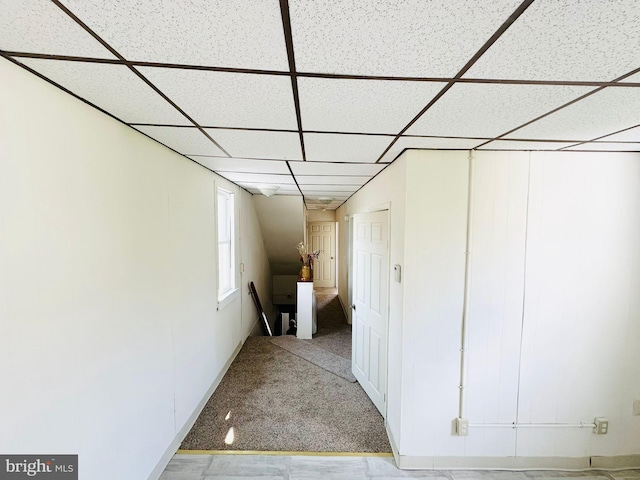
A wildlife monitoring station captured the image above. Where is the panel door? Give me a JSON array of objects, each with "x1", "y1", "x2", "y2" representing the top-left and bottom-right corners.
[
  {"x1": 351, "y1": 211, "x2": 389, "y2": 416},
  {"x1": 308, "y1": 222, "x2": 336, "y2": 288}
]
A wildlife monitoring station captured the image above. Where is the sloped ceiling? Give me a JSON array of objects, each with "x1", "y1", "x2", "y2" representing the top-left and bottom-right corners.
[{"x1": 1, "y1": 0, "x2": 639, "y2": 211}]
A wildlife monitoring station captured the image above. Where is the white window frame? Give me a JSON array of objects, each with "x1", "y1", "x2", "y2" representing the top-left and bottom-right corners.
[{"x1": 216, "y1": 186, "x2": 238, "y2": 309}]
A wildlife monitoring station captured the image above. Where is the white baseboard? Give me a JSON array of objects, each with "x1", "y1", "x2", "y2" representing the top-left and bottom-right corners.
[
  {"x1": 146, "y1": 341, "x2": 243, "y2": 480},
  {"x1": 394, "y1": 454, "x2": 640, "y2": 471},
  {"x1": 591, "y1": 454, "x2": 640, "y2": 469}
]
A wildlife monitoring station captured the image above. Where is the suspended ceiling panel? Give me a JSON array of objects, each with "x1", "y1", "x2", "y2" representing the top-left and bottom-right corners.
[
  {"x1": 598, "y1": 125, "x2": 640, "y2": 142},
  {"x1": 218, "y1": 172, "x2": 296, "y2": 186},
  {"x1": 378, "y1": 136, "x2": 486, "y2": 163},
  {"x1": 406, "y1": 83, "x2": 591, "y2": 138},
  {"x1": 138, "y1": 67, "x2": 298, "y2": 130},
  {"x1": 565, "y1": 142, "x2": 640, "y2": 152},
  {"x1": 203, "y1": 129, "x2": 302, "y2": 160},
  {"x1": 306, "y1": 196, "x2": 348, "y2": 201},
  {"x1": 19, "y1": 59, "x2": 190, "y2": 125},
  {"x1": 296, "y1": 176, "x2": 371, "y2": 186},
  {"x1": 465, "y1": 0, "x2": 640, "y2": 81},
  {"x1": 304, "y1": 194, "x2": 349, "y2": 201},
  {"x1": 59, "y1": 0, "x2": 288, "y2": 70},
  {"x1": 477, "y1": 140, "x2": 575, "y2": 151},
  {"x1": 289, "y1": 0, "x2": 522, "y2": 77},
  {"x1": 505, "y1": 76, "x2": 640, "y2": 141},
  {"x1": 303, "y1": 133, "x2": 391, "y2": 163},
  {"x1": 134, "y1": 126, "x2": 226, "y2": 157},
  {"x1": 243, "y1": 187, "x2": 300, "y2": 196},
  {"x1": 3, "y1": 1, "x2": 640, "y2": 210},
  {"x1": 0, "y1": 0, "x2": 116, "y2": 59},
  {"x1": 189, "y1": 158, "x2": 291, "y2": 175},
  {"x1": 297, "y1": 77, "x2": 444, "y2": 134},
  {"x1": 289, "y1": 162, "x2": 386, "y2": 177},
  {"x1": 299, "y1": 185, "x2": 358, "y2": 193}
]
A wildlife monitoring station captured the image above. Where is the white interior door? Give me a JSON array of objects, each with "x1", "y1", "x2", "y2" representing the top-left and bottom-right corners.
[
  {"x1": 308, "y1": 222, "x2": 335, "y2": 288},
  {"x1": 351, "y1": 211, "x2": 389, "y2": 417}
]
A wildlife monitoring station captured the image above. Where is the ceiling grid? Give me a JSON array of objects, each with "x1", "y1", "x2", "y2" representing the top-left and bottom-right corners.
[{"x1": 0, "y1": 0, "x2": 638, "y2": 209}]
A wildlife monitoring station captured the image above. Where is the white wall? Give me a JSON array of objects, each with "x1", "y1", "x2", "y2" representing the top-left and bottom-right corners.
[
  {"x1": 307, "y1": 209, "x2": 336, "y2": 222},
  {"x1": 515, "y1": 152, "x2": 640, "y2": 458},
  {"x1": 254, "y1": 195, "x2": 305, "y2": 275},
  {"x1": 337, "y1": 148, "x2": 640, "y2": 467},
  {"x1": 239, "y1": 195, "x2": 275, "y2": 338},
  {"x1": 0, "y1": 58, "x2": 271, "y2": 480},
  {"x1": 336, "y1": 157, "x2": 407, "y2": 450},
  {"x1": 401, "y1": 151, "x2": 470, "y2": 457},
  {"x1": 463, "y1": 151, "x2": 530, "y2": 456}
]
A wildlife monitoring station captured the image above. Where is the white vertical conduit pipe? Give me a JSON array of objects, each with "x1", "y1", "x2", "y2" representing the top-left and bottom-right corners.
[{"x1": 458, "y1": 150, "x2": 475, "y2": 419}]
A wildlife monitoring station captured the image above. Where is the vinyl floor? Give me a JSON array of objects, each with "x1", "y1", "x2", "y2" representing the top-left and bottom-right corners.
[{"x1": 160, "y1": 453, "x2": 640, "y2": 480}]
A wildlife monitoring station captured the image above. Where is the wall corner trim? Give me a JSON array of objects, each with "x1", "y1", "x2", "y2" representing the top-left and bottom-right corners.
[{"x1": 146, "y1": 341, "x2": 243, "y2": 480}]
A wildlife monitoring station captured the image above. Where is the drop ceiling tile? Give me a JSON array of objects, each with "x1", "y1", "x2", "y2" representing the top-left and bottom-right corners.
[
  {"x1": 137, "y1": 67, "x2": 297, "y2": 129},
  {"x1": 289, "y1": 162, "x2": 385, "y2": 177},
  {"x1": 305, "y1": 193, "x2": 350, "y2": 198},
  {"x1": 306, "y1": 197, "x2": 349, "y2": 203},
  {"x1": 478, "y1": 140, "x2": 575, "y2": 150},
  {"x1": 504, "y1": 75, "x2": 640, "y2": 141},
  {"x1": 134, "y1": 126, "x2": 226, "y2": 156},
  {"x1": 406, "y1": 83, "x2": 591, "y2": 138},
  {"x1": 18, "y1": 59, "x2": 189, "y2": 125},
  {"x1": 303, "y1": 192, "x2": 351, "y2": 199},
  {"x1": 378, "y1": 136, "x2": 484, "y2": 163},
  {"x1": 306, "y1": 203, "x2": 347, "y2": 210},
  {"x1": 58, "y1": 0, "x2": 288, "y2": 70},
  {"x1": 309, "y1": 206, "x2": 344, "y2": 211},
  {"x1": 598, "y1": 125, "x2": 640, "y2": 142},
  {"x1": 565, "y1": 142, "x2": 640, "y2": 152},
  {"x1": 298, "y1": 78, "x2": 444, "y2": 134},
  {"x1": 242, "y1": 185, "x2": 301, "y2": 195},
  {"x1": 217, "y1": 172, "x2": 295, "y2": 185},
  {"x1": 188, "y1": 157, "x2": 290, "y2": 175},
  {"x1": 304, "y1": 133, "x2": 392, "y2": 163},
  {"x1": 204, "y1": 129, "x2": 302, "y2": 160},
  {"x1": 289, "y1": 0, "x2": 522, "y2": 76},
  {"x1": 296, "y1": 176, "x2": 370, "y2": 186},
  {"x1": 466, "y1": 0, "x2": 640, "y2": 81},
  {"x1": 300, "y1": 185, "x2": 358, "y2": 193},
  {"x1": 0, "y1": 0, "x2": 117, "y2": 59},
  {"x1": 307, "y1": 193, "x2": 349, "y2": 197}
]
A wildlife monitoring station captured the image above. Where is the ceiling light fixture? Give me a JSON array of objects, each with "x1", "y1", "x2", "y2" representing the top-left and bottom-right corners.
[
  {"x1": 318, "y1": 197, "x2": 333, "y2": 205},
  {"x1": 257, "y1": 185, "x2": 279, "y2": 197}
]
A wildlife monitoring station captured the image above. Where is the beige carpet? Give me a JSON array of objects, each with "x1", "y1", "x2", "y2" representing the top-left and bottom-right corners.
[
  {"x1": 180, "y1": 291, "x2": 391, "y2": 453},
  {"x1": 268, "y1": 335, "x2": 357, "y2": 382}
]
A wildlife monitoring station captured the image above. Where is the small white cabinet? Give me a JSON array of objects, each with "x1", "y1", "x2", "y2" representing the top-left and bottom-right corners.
[{"x1": 296, "y1": 281, "x2": 317, "y2": 339}]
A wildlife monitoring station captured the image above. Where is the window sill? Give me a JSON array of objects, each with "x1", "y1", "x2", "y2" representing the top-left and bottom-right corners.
[{"x1": 217, "y1": 288, "x2": 239, "y2": 311}]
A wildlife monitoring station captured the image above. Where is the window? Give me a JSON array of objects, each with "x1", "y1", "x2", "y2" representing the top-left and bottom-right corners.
[{"x1": 217, "y1": 187, "x2": 236, "y2": 304}]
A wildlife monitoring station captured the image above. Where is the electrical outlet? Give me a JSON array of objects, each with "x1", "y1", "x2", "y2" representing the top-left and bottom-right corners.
[
  {"x1": 633, "y1": 400, "x2": 640, "y2": 416},
  {"x1": 593, "y1": 417, "x2": 609, "y2": 435},
  {"x1": 455, "y1": 417, "x2": 469, "y2": 436}
]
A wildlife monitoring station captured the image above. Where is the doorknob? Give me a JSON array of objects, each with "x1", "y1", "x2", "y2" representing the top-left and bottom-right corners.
[{"x1": 351, "y1": 304, "x2": 356, "y2": 310}]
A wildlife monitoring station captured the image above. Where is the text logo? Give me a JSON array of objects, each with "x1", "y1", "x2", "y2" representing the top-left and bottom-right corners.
[{"x1": 0, "y1": 455, "x2": 77, "y2": 479}]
